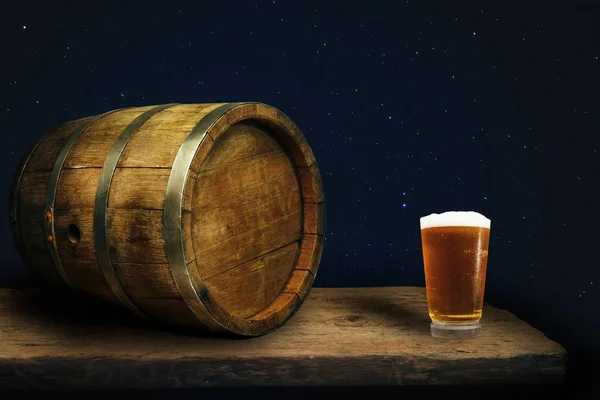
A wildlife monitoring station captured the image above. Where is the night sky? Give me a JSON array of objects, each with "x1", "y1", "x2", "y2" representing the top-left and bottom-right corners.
[{"x1": 1, "y1": 0, "x2": 599, "y2": 393}]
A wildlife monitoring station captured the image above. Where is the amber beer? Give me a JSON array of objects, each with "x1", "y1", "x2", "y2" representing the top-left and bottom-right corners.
[{"x1": 420, "y1": 211, "x2": 491, "y2": 338}]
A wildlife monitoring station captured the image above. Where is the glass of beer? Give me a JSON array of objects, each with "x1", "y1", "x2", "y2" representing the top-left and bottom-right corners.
[{"x1": 420, "y1": 211, "x2": 491, "y2": 339}]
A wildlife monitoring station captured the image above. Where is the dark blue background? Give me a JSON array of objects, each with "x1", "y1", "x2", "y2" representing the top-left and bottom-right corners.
[{"x1": 1, "y1": 0, "x2": 598, "y2": 397}]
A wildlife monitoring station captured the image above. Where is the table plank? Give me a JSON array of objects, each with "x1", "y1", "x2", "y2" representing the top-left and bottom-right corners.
[{"x1": 0, "y1": 287, "x2": 566, "y2": 389}]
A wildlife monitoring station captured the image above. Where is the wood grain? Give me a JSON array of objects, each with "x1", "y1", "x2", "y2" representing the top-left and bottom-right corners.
[
  {"x1": 109, "y1": 167, "x2": 171, "y2": 210},
  {"x1": 16, "y1": 116, "x2": 96, "y2": 287},
  {"x1": 0, "y1": 287, "x2": 567, "y2": 390},
  {"x1": 250, "y1": 292, "x2": 299, "y2": 323},
  {"x1": 118, "y1": 104, "x2": 223, "y2": 168},
  {"x1": 190, "y1": 122, "x2": 303, "y2": 316},
  {"x1": 24, "y1": 117, "x2": 94, "y2": 172},
  {"x1": 54, "y1": 208, "x2": 96, "y2": 260},
  {"x1": 54, "y1": 206, "x2": 115, "y2": 299},
  {"x1": 18, "y1": 171, "x2": 51, "y2": 206},
  {"x1": 64, "y1": 108, "x2": 154, "y2": 168},
  {"x1": 114, "y1": 262, "x2": 181, "y2": 299},
  {"x1": 55, "y1": 168, "x2": 101, "y2": 209},
  {"x1": 11, "y1": 102, "x2": 325, "y2": 337},
  {"x1": 203, "y1": 242, "x2": 301, "y2": 319},
  {"x1": 106, "y1": 209, "x2": 167, "y2": 264}
]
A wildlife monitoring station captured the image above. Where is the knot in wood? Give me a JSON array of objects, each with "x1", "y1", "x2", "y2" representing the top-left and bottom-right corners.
[{"x1": 332, "y1": 314, "x2": 377, "y2": 328}]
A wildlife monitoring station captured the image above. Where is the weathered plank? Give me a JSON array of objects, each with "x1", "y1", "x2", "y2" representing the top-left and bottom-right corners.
[
  {"x1": 24, "y1": 117, "x2": 94, "y2": 172},
  {"x1": 190, "y1": 122, "x2": 303, "y2": 318},
  {"x1": 106, "y1": 208, "x2": 167, "y2": 264},
  {"x1": 203, "y1": 242, "x2": 300, "y2": 318},
  {"x1": 0, "y1": 287, "x2": 566, "y2": 390},
  {"x1": 118, "y1": 104, "x2": 222, "y2": 168},
  {"x1": 113, "y1": 262, "x2": 180, "y2": 299},
  {"x1": 64, "y1": 108, "x2": 154, "y2": 168},
  {"x1": 108, "y1": 167, "x2": 171, "y2": 210}
]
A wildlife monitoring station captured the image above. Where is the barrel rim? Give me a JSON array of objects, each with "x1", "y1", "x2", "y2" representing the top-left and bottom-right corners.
[{"x1": 164, "y1": 102, "x2": 325, "y2": 336}]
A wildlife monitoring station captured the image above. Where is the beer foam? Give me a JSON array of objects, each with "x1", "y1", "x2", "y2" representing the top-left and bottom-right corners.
[{"x1": 420, "y1": 211, "x2": 491, "y2": 229}]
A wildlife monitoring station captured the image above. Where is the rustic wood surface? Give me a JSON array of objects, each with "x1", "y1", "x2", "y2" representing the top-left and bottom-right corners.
[
  {"x1": 176, "y1": 102, "x2": 324, "y2": 335},
  {"x1": 0, "y1": 286, "x2": 566, "y2": 390},
  {"x1": 11, "y1": 102, "x2": 325, "y2": 336},
  {"x1": 192, "y1": 122, "x2": 302, "y2": 319}
]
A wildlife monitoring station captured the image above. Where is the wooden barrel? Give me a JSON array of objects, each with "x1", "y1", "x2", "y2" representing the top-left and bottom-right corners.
[{"x1": 9, "y1": 103, "x2": 325, "y2": 336}]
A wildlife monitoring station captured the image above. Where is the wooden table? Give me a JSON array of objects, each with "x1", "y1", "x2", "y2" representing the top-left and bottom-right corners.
[{"x1": 0, "y1": 286, "x2": 566, "y2": 390}]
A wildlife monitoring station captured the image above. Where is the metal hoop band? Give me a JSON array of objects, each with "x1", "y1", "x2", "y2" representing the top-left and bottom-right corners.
[
  {"x1": 94, "y1": 104, "x2": 179, "y2": 318},
  {"x1": 163, "y1": 102, "x2": 244, "y2": 330},
  {"x1": 45, "y1": 110, "x2": 124, "y2": 289}
]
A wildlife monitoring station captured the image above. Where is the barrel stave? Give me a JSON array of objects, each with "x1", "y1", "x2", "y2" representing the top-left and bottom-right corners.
[{"x1": 16, "y1": 117, "x2": 95, "y2": 287}]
